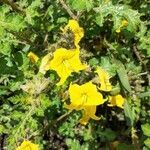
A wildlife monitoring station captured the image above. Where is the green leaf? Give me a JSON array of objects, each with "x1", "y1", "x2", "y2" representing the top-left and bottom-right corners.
[
  {"x1": 69, "y1": 0, "x2": 93, "y2": 11},
  {"x1": 66, "y1": 138, "x2": 89, "y2": 150},
  {"x1": 95, "y1": 14, "x2": 104, "y2": 27},
  {"x1": 144, "y1": 138, "x2": 150, "y2": 148},
  {"x1": 68, "y1": 0, "x2": 86, "y2": 11},
  {"x1": 124, "y1": 99, "x2": 136, "y2": 126},
  {"x1": 143, "y1": 146, "x2": 149, "y2": 150},
  {"x1": 89, "y1": 57, "x2": 99, "y2": 66},
  {"x1": 142, "y1": 124, "x2": 150, "y2": 137},
  {"x1": 6, "y1": 14, "x2": 25, "y2": 31},
  {"x1": 93, "y1": 2, "x2": 141, "y2": 32},
  {"x1": 85, "y1": 0, "x2": 94, "y2": 12},
  {"x1": 25, "y1": 0, "x2": 42, "y2": 25},
  {"x1": 100, "y1": 57, "x2": 117, "y2": 77},
  {"x1": 0, "y1": 125, "x2": 6, "y2": 134},
  {"x1": 139, "y1": 92, "x2": 150, "y2": 98},
  {"x1": 116, "y1": 63, "x2": 131, "y2": 92},
  {"x1": 0, "y1": 41, "x2": 11, "y2": 55},
  {"x1": 0, "y1": 56, "x2": 8, "y2": 74},
  {"x1": 97, "y1": 128, "x2": 117, "y2": 142},
  {"x1": 117, "y1": 143, "x2": 134, "y2": 150}
]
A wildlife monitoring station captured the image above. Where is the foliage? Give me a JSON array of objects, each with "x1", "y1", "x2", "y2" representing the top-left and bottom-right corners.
[{"x1": 0, "y1": 0, "x2": 149, "y2": 149}]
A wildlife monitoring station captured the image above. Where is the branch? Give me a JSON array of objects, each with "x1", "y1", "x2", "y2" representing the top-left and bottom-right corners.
[
  {"x1": 133, "y1": 44, "x2": 150, "y2": 86},
  {"x1": 59, "y1": 0, "x2": 77, "y2": 20},
  {"x1": 56, "y1": 110, "x2": 72, "y2": 122}
]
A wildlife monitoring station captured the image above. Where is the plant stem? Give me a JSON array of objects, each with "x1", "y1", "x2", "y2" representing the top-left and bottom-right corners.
[
  {"x1": 59, "y1": 0, "x2": 77, "y2": 20},
  {"x1": 56, "y1": 110, "x2": 72, "y2": 122}
]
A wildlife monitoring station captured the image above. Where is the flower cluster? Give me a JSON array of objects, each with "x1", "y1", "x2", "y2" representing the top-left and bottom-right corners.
[
  {"x1": 28, "y1": 19, "x2": 125, "y2": 125},
  {"x1": 39, "y1": 20, "x2": 87, "y2": 85},
  {"x1": 64, "y1": 67, "x2": 125, "y2": 125},
  {"x1": 96, "y1": 67, "x2": 124, "y2": 109}
]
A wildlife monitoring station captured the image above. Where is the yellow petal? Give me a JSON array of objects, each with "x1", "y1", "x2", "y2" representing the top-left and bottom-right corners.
[
  {"x1": 56, "y1": 63, "x2": 73, "y2": 86},
  {"x1": 80, "y1": 106, "x2": 100, "y2": 125},
  {"x1": 28, "y1": 52, "x2": 39, "y2": 63},
  {"x1": 50, "y1": 48, "x2": 75, "y2": 66},
  {"x1": 63, "y1": 20, "x2": 84, "y2": 49},
  {"x1": 79, "y1": 113, "x2": 90, "y2": 125},
  {"x1": 96, "y1": 67, "x2": 112, "y2": 92},
  {"x1": 16, "y1": 140, "x2": 39, "y2": 150},
  {"x1": 116, "y1": 20, "x2": 128, "y2": 33},
  {"x1": 68, "y1": 49, "x2": 87, "y2": 71},
  {"x1": 83, "y1": 106, "x2": 100, "y2": 120},
  {"x1": 121, "y1": 20, "x2": 128, "y2": 27},
  {"x1": 82, "y1": 82, "x2": 104, "y2": 105},
  {"x1": 64, "y1": 103, "x2": 82, "y2": 111},
  {"x1": 108, "y1": 94, "x2": 125, "y2": 109},
  {"x1": 69, "y1": 83, "x2": 85, "y2": 106},
  {"x1": 116, "y1": 28, "x2": 121, "y2": 33},
  {"x1": 69, "y1": 82, "x2": 104, "y2": 106},
  {"x1": 39, "y1": 53, "x2": 51, "y2": 74}
]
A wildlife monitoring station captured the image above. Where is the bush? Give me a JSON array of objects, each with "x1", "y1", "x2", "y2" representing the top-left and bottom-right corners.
[{"x1": 0, "y1": 0, "x2": 149, "y2": 149}]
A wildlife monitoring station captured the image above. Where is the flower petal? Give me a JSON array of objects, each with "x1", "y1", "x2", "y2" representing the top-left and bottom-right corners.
[
  {"x1": 63, "y1": 20, "x2": 84, "y2": 49},
  {"x1": 69, "y1": 82, "x2": 104, "y2": 106},
  {"x1": 82, "y1": 82, "x2": 104, "y2": 105},
  {"x1": 108, "y1": 94, "x2": 125, "y2": 109},
  {"x1": 16, "y1": 140, "x2": 39, "y2": 150},
  {"x1": 80, "y1": 106, "x2": 100, "y2": 125},
  {"x1": 68, "y1": 50, "x2": 87, "y2": 71},
  {"x1": 69, "y1": 83, "x2": 85, "y2": 105},
  {"x1": 28, "y1": 51, "x2": 39, "y2": 63},
  {"x1": 39, "y1": 53, "x2": 51, "y2": 74},
  {"x1": 83, "y1": 106, "x2": 100, "y2": 120},
  {"x1": 96, "y1": 67, "x2": 112, "y2": 92},
  {"x1": 64, "y1": 103, "x2": 82, "y2": 111}
]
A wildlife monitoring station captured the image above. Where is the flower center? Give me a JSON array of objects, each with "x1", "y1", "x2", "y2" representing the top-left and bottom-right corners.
[
  {"x1": 62, "y1": 59, "x2": 74, "y2": 71},
  {"x1": 81, "y1": 93, "x2": 88, "y2": 105},
  {"x1": 62, "y1": 59, "x2": 70, "y2": 67}
]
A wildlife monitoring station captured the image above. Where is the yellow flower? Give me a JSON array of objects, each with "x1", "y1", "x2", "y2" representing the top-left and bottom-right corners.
[
  {"x1": 69, "y1": 82, "x2": 104, "y2": 106},
  {"x1": 39, "y1": 53, "x2": 51, "y2": 74},
  {"x1": 64, "y1": 82, "x2": 103, "y2": 125},
  {"x1": 116, "y1": 20, "x2": 128, "y2": 33},
  {"x1": 63, "y1": 19, "x2": 84, "y2": 49},
  {"x1": 79, "y1": 106, "x2": 100, "y2": 125},
  {"x1": 116, "y1": 28, "x2": 121, "y2": 33},
  {"x1": 121, "y1": 20, "x2": 128, "y2": 27},
  {"x1": 28, "y1": 52, "x2": 39, "y2": 63},
  {"x1": 50, "y1": 48, "x2": 87, "y2": 85},
  {"x1": 108, "y1": 94, "x2": 125, "y2": 109},
  {"x1": 96, "y1": 67, "x2": 112, "y2": 92},
  {"x1": 16, "y1": 140, "x2": 39, "y2": 150}
]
